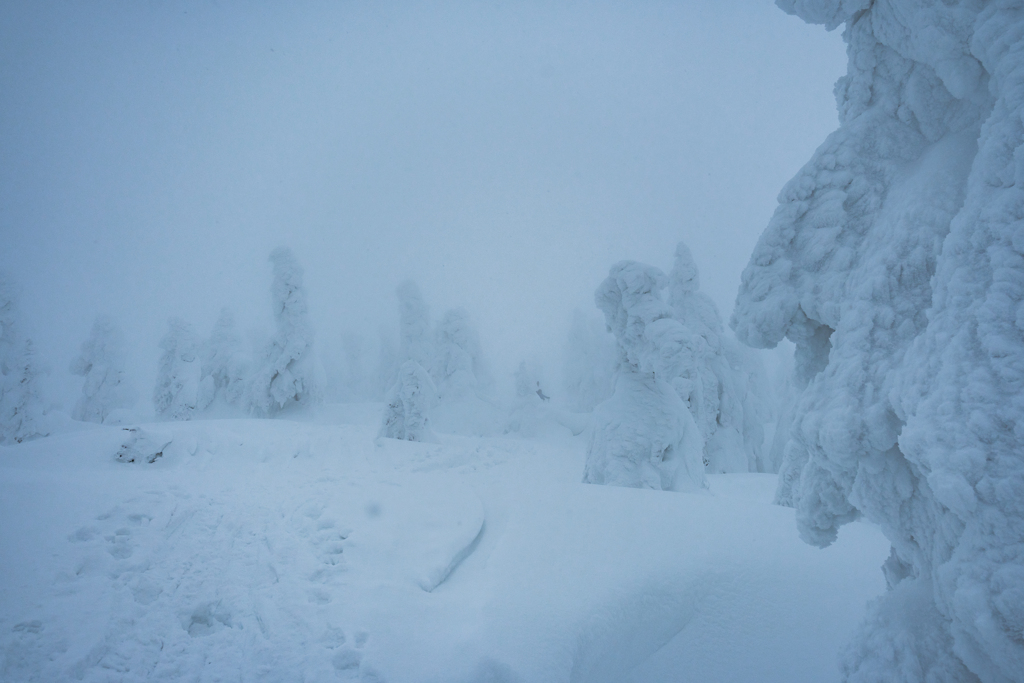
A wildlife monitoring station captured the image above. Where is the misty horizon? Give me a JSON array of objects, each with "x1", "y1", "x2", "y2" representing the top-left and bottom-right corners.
[{"x1": 1, "y1": 0, "x2": 845, "y2": 406}]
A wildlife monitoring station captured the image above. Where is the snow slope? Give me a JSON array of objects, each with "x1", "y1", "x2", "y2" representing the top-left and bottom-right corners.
[{"x1": 1, "y1": 408, "x2": 887, "y2": 682}]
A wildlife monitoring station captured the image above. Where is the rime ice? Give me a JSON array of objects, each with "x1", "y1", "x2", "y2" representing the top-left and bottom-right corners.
[
  {"x1": 584, "y1": 261, "x2": 707, "y2": 492},
  {"x1": 70, "y1": 315, "x2": 138, "y2": 424},
  {"x1": 245, "y1": 247, "x2": 325, "y2": 416},
  {"x1": 733, "y1": 2, "x2": 1024, "y2": 679}
]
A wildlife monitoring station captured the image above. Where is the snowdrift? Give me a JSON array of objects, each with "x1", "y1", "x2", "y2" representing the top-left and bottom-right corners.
[{"x1": 1, "y1": 412, "x2": 888, "y2": 682}]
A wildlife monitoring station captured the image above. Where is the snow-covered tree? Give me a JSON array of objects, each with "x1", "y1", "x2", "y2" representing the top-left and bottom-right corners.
[
  {"x1": 668, "y1": 241, "x2": 771, "y2": 472},
  {"x1": 0, "y1": 274, "x2": 49, "y2": 444},
  {"x1": 667, "y1": 243, "x2": 723, "y2": 448},
  {"x1": 200, "y1": 308, "x2": 249, "y2": 407},
  {"x1": 341, "y1": 333, "x2": 375, "y2": 401},
  {"x1": 433, "y1": 307, "x2": 488, "y2": 400},
  {"x1": 711, "y1": 339, "x2": 772, "y2": 472},
  {"x1": 70, "y1": 315, "x2": 137, "y2": 423},
  {"x1": 0, "y1": 338, "x2": 49, "y2": 444},
  {"x1": 561, "y1": 309, "x2": 617, "y2": 412},
  {"x1": 760, "y1": 350, "x2": 797, "y2": 477},
  {"x1": 154, "y1": 317, "x2": 213, "y2": 421},
  {"x1": 378, "y1": 360, "x2": 437, "y2": 442},
  {"x1": 732, "y1": 2, "x2": 1024, "y2": 679},
  {"x1": 245, "y1": 247, "x2": 324, "y2": 416},
  {"x1": 583, "y1": 261, "x2": 706, "y2": 492},
  {"x1": 514, "y1": 360, "x2": 531, "y2": 399},
  {"x1": 375, "y1": 326, "x2": 400, "y2": 400},
  {"x1": 396, "y1": 280, "x2": 434, "y2": 373},
  {"x1": 0, "y1": 274, "x2": 17, "y2": 374}
]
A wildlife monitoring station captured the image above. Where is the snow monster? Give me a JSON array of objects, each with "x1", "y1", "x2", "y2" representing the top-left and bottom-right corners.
[{"x1": 732, "y1": 2, "x2": 1024, "y2": 681}]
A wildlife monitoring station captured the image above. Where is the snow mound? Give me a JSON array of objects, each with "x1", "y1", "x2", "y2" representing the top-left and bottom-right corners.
[
  {"x1": 115, "y1": 427, "x2": 174, "y2": 464},
  {"x1": 343, "y1": 477, "x2": 485, "y2": 593}
]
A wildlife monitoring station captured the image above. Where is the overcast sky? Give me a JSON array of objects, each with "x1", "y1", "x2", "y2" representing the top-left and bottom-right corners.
[{"x1": 0, "y1": 0, "x2": 846, "y2": 405}]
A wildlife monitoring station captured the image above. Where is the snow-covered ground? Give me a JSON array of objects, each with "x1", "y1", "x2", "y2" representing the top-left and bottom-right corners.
[{"x1": 1, "y1": 405, "x2": 888, "y2": 682}]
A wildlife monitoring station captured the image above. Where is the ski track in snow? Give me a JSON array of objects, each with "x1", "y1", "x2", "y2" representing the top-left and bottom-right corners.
[{"x1": 0, "y1": 415, "x2": 889, "y2": 682}]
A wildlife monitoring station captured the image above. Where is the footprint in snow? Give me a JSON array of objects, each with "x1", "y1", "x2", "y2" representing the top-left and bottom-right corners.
[
  {"x1": 324, "y1": 627, "x2": 380, "y2": 681},
  {"x1": 63, "y1": 494, "x2": 164, "y2": 578}
]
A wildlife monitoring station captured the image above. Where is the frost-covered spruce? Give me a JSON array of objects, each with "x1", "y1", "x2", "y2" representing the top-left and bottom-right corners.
[
  {"x1": 375, "y1": 326, "x2": 400, "y2": 400},
  {"x1": 583, "y1": 261, "x2": 706, "y2": 492},
  {"x1": 733, "y1": 2, "x2": 1024, "y2": 680},
  {"x1": 245, "y1": 247, "x2": 324, "y2": 416},
  {"x1": 0, "y1": 273, "x2": 17, "y2": 373},
  {"x1": 514, "y1": 360, "x2": 532, "y2": 399},
  {"x1": 0, "y1": 274, "x2": 49, "y2": 444},
  {"x1": 668, "y1": 242, "x2": 771, "y2": 472},
  {"x1": 433, "y1": 307, "x2": 488, "y2": 400},
  {"x1": 337, "y1": 333, "x2": 375, "y2": 402},
  {"x1": 201, "y1": 308, "x2": 249, "y2": 407},
  {"x1": 561, "y1": 309, "x2": 617, "y2": 412},
  {"x1": 763, "y1": 354, "x2": 798, "y2": 476},
  {"x1": 0, "y1": 338, "x2": 49, "y2": 444},
  {"x1": 154, "y1": 317, "x2": 213, "y2": 421},
  {"x1": 396, "y1": 280, "x2": 434, "y2": 373},
  {"x1": 378, "y1": 360, "x2": 437, "y2": 441},
  {"x1": 70, "y1": 315, "x2": 137, "y2": 423},
  {"x1": 667, "y1": 242, "x2": 721, "y2": 443},
  {"x1": 707, "y1": 342, "x2": 769, "y2": 472}
]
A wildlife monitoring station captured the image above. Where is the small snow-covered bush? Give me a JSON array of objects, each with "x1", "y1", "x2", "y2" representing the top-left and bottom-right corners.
[
  {"x1": 70, "y1": 315, "x2": 137, "y2": 423},
  {"x1": 116, "y1": 427, "x2": 173, "y2": 464},
  {"x1": 583, "y1": 261, "x2": 706, "y2": 492},
  {"x1": 154, "y1": 317, "x2": 212, "y2": 421},
  {"x1": 379, "y1": 360, "x2": 437, "y2": 442},
  {"x1": 245, "y1": 247, "x2": 324, "y2": 416}
]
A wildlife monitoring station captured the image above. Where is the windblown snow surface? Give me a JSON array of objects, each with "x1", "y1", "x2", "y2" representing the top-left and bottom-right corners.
[
  {"x1": 733, "y1": 1, "x2": 1024, "y2": 680},
  {"x1": 0, "y1": 406, "x2": 887, "y2": 682}
]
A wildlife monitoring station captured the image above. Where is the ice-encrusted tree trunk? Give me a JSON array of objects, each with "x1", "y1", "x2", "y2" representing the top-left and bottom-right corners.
[
  {"x1": 669, "y1": 241, "x2": 771, "y2": 472},
  {"x1": 433, "y1": 307, "x2": 488, "y2": 401},
  {"x1": 70, "y1": 315, "x2": 137, "y2": 423},
  {"x1": 246, "y1": 247, "x2": 324, "y2": 416},
  {"x1": 0, "y1": 274, "x2": 49, "y2": 444},
  {"x1": 584, "y1": 261, "x2": 706, "y2": 492},
  {"x1": 378, "y1": 360, "x2": 437, "y2": 441},
  {"x1": 201, "y1": 308, "x2": 249, "y2": 407},
  {"x1": 154, "y1": 317, "x2": 213, "y2": 421},
  {"x1": 732, "y1": 2, "x2": 1024, "y2": 680}
]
